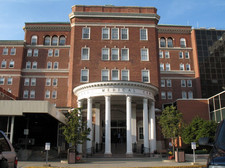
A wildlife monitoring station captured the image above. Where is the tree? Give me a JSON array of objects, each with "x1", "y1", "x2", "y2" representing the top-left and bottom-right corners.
[
  {"x1": 158, "y1": 105, "x2": 183, "y2": 156},
  {"x1": 182, "y1": 117, "x2": 217, "y2": 145},
  {"x1": 62, "y1": 108, "x2": 90, "y2": 153}
]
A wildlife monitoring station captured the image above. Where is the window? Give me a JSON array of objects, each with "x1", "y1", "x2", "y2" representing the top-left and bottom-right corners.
[
  {"x1": 121, "y1": 28, "x2": 128, "y2": 40},
  {"x1": 160, "y1": 63, "x2": 164, "y2": 71},
  {"x1": 32, "y1": 61, "x2": 37, "y2": 69},
  {"x1": 180, "y1": 38, "x2": 186, "y2": 48},
  {"x1": 185, "y1": 52, "x2": 189, "y2": 59},
  {"x1": 54, "y1": 49, "x2": 59, "y2": 57},
  {"x1": 45, "y1": 90, "x2": 50, "y2": 99},
  {"x1": 188, "y1": 91, "x2": 193, "y2": 99},
  {"x1": 3, "y1": 48, "x2": 8, "y2": 55},
  {"x1": 111, "y1": 48, "x2": 119, "y2": 60},
  {"x1": 26, "y1": 62, "x2": 31, "y2": 69},
  {"x1": 179, "y1": 52, "x2": 183, "y2": 59},
  {"x1": 112, "y1": 69, "x2": 119, "y2": 80},
  {"x1": 101, "y1": 69, "x2": 109, "y2": 81},
  {"x1": 53, "y1": 62, "x2": 58, "y2": 69},
  {"x1": 52, "y1": 36, "x2": 58, "y2": 46},
  {"x1": 30, "y1": 90, "x2": 35, "y2": 99},
  {"x1": 160, "y1": 38, "x2": 166, "y2": 47},
  {"x1": 59, "y1": 36, "x2": 66, "y2": 45},
  {"x1": 181, "y1": 79, "x2": 186, "y2": 87},
  {"x1": 121, "y1": 70, "x2": 129, "y2": 81},
  {"x1": 27, "y1": 49, "x2": 32, "y2": 57},
  {"x1": 46, "y1": 78, "x2": 51, "y2": 86},
  {"x1": 182, "y1": 91, "x2": 187, "y2": 99},
  {"x1": 47, "y1": 62, "x2": 52, "y2": 69},
  {"x1": 186, "y1": 64, "x2": 191, "y2": 71},
  {"x1": 167, "y1": 38, "x2": 173, "y2": 47},
  {"x1": 52, "y1": 79, "x2": 58, "y2": 86},
  {"x1": 24, "y1": 78, "x2": 29, "y2": 86},
  {"x1": 82, "y1": 27, "x2": 90, "y2": 39},
  {"x1": 31, "y1": 35, "x2": 37, "y2": 45},
  {"x1": 121, "y1": 48, "x2": 129, "y2": 61},
  {"x1": 31, "y1": 78, "x2": 36, "y2": 86},
  {"x1": 167, "y1": 92, "x2": 172, "y2": 99},
  {"x1": 10, "y1": 48, "x2": 16, "y2": 55},
  {"x1": 187, "y1": 80, "x2": 192, "y2": 87},
  {"x1": 159, "y1": 51, "x2": 163, "y2": 58},
  {"x1": 48, "y1": 49, "x2": 53, "y2": 57},
  {"x1": 0, "y1": 77, "x2": 5, "y2": 85},
  {"x1": 111, "y1": 28, "x2": 119, "y2": 40},
  {"x1": 52, "y1": 90, "x2": 57, "y2": 99},
  {"x1": 140, "y1": 29, "x2": 147, "y2": 40},
  {"x1": 165, "y1": 51, "x2": 170, "y2": 58},
  {"x1": 23, "y1": 90, "x2": 29, "y2": 98},
  {"x1": 33, "y1": 49, "x2": 38, "y2": 57},
  {"x1": 139, "y1": 127, "x2": 143, "y2": 140},
  {"x1": 1, "y1": 60, "x2": 6, "y2": 68},
  {"x1": 6, "y1": 81, "x2": 11, "y2": 88},
  {"x1": 142, "y1": 70, "x2": 149, "y2": 83},
  {"x1": 141, "y1": 48, "x2": 149, "y2": 61},
  {"x1": 165, "y1": 63, "x2": 170, "y2": 71},
  {"x1": 102, "y1": 28, "x2": 110, "y2": 40},
  {"x1": 180, "y1": 64, "x2": 184, "y2": 71},
  {"x1": 161, "y1": 91, "x2": 166, "y2": 99},
  {"x1": 81, "y1": 47, "x2": 89, "y2": 60},
  {"x1": 167, "y1": 80, "x2": 172, "y2": 87},
  {"x1": 161, "y1": 80, "x2": 165, "y2": 87},
  {"x1": 44, "y1": 36, "x2": 50, "y2": 45},
  {"x1": 102, "y1": 48, "x2": 109, "y2": 60},
  {"x1": 81, "y1": 69, "x2": 89, "y2": 82}
]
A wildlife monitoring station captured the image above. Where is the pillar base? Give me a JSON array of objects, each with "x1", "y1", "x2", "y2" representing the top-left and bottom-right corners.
[
  {"x1": 126, "y1": 153, "x2": 133, "y2": 158},
  {"x1": 104, "y1": 153, "x2": 112, "y2": 157}
]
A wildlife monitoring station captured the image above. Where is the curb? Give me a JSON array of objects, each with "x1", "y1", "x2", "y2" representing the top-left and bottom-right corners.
[{"x1": 23, "y1": 166, "x2": 206, "y2": 168}]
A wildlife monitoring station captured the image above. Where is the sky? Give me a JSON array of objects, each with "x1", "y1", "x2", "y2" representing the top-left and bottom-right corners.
[{"x1": 0, "y1": 0, "x2": 225, "y2": 40}]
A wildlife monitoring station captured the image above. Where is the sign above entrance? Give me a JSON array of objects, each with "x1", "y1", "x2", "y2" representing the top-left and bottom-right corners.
[{"x1": 74, "y1": 81, "x2": 158, "y2": 101}]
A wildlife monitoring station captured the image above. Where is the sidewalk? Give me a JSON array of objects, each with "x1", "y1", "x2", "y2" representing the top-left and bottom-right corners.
[{"x1": 18, "y1": 156, "x2": 207, "y2": 168}]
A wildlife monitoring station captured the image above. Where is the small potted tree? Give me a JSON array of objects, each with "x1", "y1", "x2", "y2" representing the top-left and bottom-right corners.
[{"x1": 62, "y1": 108, "x2": 90, "y2": 164}]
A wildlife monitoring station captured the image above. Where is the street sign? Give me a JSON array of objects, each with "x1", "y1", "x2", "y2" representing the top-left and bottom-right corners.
[
  {"x1": 45, "y1": 142, "x2": 50, "y2": 151},
  {"x1": 191, "y1": 142, "x2": 196, "y2": 149}
]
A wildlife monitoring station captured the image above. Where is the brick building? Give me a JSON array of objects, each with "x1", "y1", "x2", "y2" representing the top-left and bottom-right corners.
[{"x1": 0, "y1": 5, "x2": 205, "y2": 157}]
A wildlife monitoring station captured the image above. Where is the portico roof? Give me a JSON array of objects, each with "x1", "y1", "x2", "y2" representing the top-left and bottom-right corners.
[
  {"x1": 0, "y1": 100, "x2": 66, "y2": 124},
  {"x1": 73, "y1": 81, "x2": 158, "y2": 101}
]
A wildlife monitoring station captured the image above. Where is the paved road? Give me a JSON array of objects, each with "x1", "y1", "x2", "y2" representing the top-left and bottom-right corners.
[{"x1": 18, "y1": 157, "x2": 207, "y2": 168}]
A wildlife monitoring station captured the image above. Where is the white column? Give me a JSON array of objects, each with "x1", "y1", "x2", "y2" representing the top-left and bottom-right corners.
[
  {"x1": 10, "y1": 116, "x2": 15, "y2": 143},
  {"x1": 126, "y1": 96, "x2": 133, "y2": 156},
  {"x1": 143, "y1": 98, "x2": 149, "y2": 154},
  {"x1": 131, "y1": 103, "x2": 137, "y2": 144},
  {"x1": 105, "y1": 96, "x2": 112, "y2": 156},
  {"x1": 86, "y1": 97, "x2": 93, "y2": 154},
  {"x1": 77, "y1": 100, "x2": 83, "y2": 154},
  {"x1": 95, "y1": 103, "x2": 100, "y2": 151},
  {"x1": 150, "y1": 101, "x2": 156, "y2": 153}
]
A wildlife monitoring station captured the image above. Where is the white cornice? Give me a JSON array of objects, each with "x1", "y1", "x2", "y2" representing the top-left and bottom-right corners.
[
  {"x1": 160, "y1": 70, "x2": 195, "y2": 75},
  {"x1": 160, "y1": 76, "x2": 195, "y2": 80},
  {"x1": 25, "y1": 45, "x2": 70, "y2": 49},
  {"x1": 0, "y1": 74, "x2": 21, "y2": 77},
  {"x1": 69, "y1": 12, "x2": 160, "y2": 20},
  {"x1": 21, "y1": 69, "x2": 69, "y2": 73},
  {"x1": 0, "y1": 69, "x2": 21, "y2": 72},
  {"x1": 71, "y1": 22, "x2": 157, "y2": 28},
  {"x1": 159, "y1": 47, "x2": 193, "y2": 50},
  {"x1": 21, "y1": 75, "x2": 68, "y2": 78}
]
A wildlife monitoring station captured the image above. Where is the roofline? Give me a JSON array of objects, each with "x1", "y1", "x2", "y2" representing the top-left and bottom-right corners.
[
  {"x1": 25, "y1": 22, "x2": 70, "y2": 25},
  {"x1": 71, "y1": 5, "x2": 157, "y2": 10},
  {"x1": 158, "y1": 24, "x2": 192, "y2": 28}
]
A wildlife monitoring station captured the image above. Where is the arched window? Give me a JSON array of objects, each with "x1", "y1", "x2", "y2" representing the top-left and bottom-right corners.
[
  {"x1": 31, "y1": 35, "x2": 37, "y2": 45},
  {"x1": 167, "y1": 37, "x2": 173, "y2": 47},
  {"x1": 59, "y1": 36, "x2": 66, "y2": 45},
  {"x1": 51, "y1": 36, "x2": 58, "y2": 46},
  {"x1": 180, "y1": 38, "x2": 186, "y2": 48},
  {"x1": 160, "y1": 37, "x2": 166, "y2": 47},
  {"x1": 44, "y1": 36, "x2": 50, "y2": 45}
]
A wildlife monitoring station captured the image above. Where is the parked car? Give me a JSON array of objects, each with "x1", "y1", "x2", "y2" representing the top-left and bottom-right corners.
[
  {"x1": 0, "y1": 130, "x2": 18, "y2": 168},
  {"x1": 199, "y1": 119, "x2": 225, "y2": 168}
]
